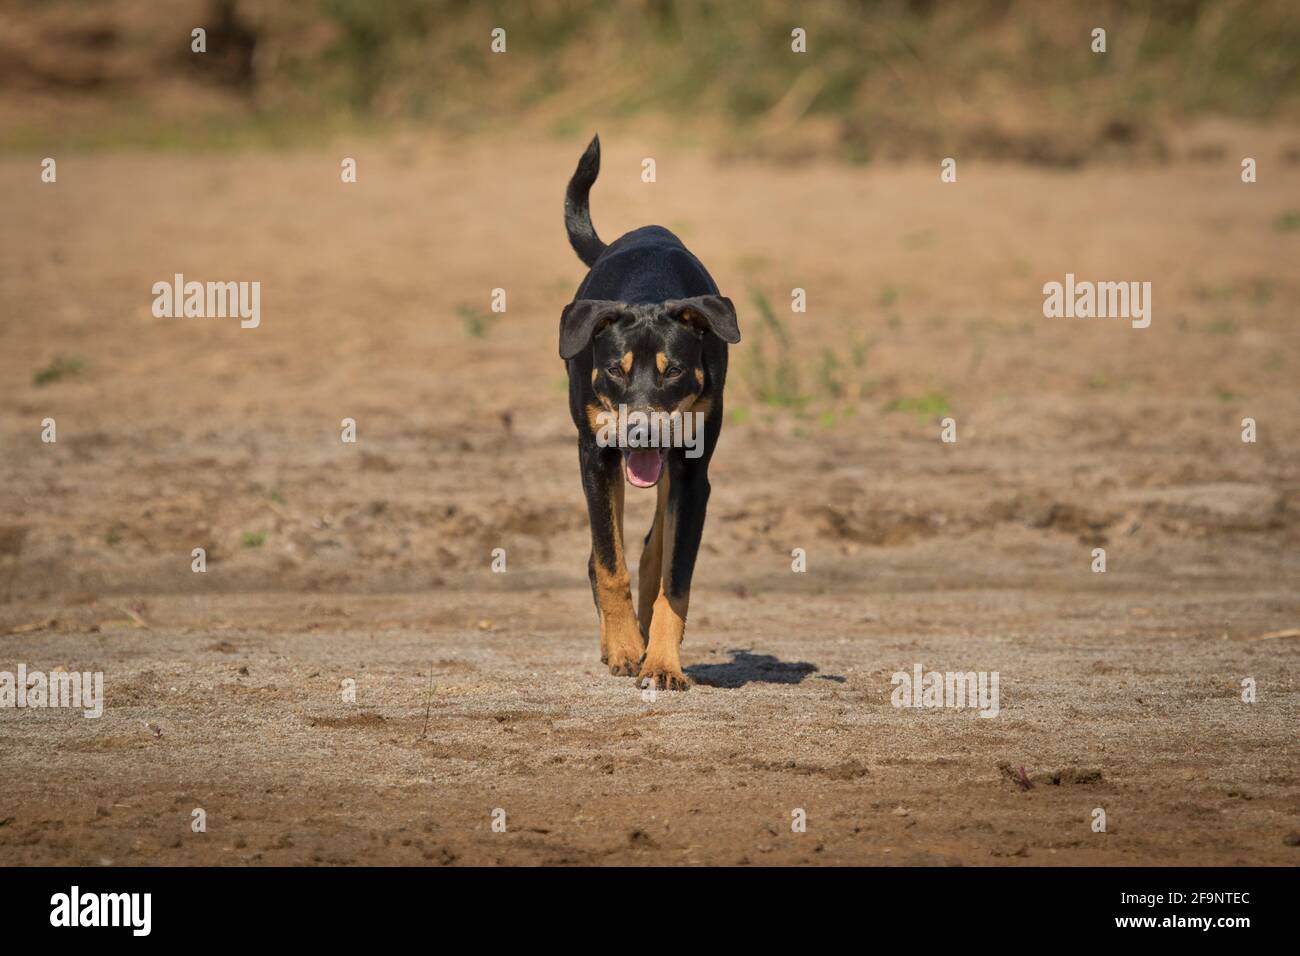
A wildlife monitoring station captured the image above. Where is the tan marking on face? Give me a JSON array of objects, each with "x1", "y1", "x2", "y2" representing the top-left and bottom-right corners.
[
  {"x1": 691, "y1": 397, "x2": 713, "y2": 420},
  {"x1": 674, "y1": 372, "x2": 706, "y2": 414},
  {"x1": 586, "y1": 402, "x2": 616, "y2": 434},
  {"x1": 621, "y1": 352, "x2": 634, "y2": 374},
  {"x1": 656, "y1": 352, "x2": 668, "y2": 373},
  {"x1": 591, "y1": 368, "x2": 598, "y2": 385}
]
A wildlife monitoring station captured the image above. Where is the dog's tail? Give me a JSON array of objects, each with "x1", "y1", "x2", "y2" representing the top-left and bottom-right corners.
[{"x1": 565, "y1": 134, "x2": 606, "y2": 267}]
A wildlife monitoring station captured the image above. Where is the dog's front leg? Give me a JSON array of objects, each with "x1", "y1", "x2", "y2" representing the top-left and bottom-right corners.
[
  {"x1": 637, "y1": 476, "x2": 668, "y2": 642},
  {"x1": 581, "y1": 440, "x2": 645, "y2": 675},
  {"x1": 639, "y1": 458, "x2": 709, "y2": 691}
]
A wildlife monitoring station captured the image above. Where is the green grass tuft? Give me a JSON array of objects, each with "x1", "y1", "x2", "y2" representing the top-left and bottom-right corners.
[{"x1": 33, "y1": 356, "x2": 84, "y2": 387}]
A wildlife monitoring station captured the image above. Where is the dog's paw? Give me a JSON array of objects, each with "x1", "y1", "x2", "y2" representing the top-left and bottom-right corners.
[
  {"x1": 636, "y1": 663, "x2": 691, "y2": 692},
  {"x1": 605, "y1": 638, "x2": 645, "y2": 677},
  {"x1": 607, "y1": 653, "x2": 641, "y2": 677}
]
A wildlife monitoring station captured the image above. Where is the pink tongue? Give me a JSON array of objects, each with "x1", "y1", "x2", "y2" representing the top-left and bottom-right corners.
[{"x1": 624, "y1": 450, "x2": 663, "y2": 488}]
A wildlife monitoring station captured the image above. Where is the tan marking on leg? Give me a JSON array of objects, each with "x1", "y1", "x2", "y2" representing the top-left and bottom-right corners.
[
  {"x1": 594, "y1": 472, "x2": 644, "y2": 675},
  {"x1": 639, "y1": 477, "x2": 690, "y2": 691},
  {"x1": 637, "y1": 473, "x2": 668, "y2": 640}
]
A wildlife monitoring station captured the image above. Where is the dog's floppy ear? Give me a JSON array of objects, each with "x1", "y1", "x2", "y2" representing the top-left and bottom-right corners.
[
  {"x1": 666, "y1": 295, "x2": 740, "y2": 344},
  {"x1": 559, "y1": 300, "x2": 625, "y2": 360}
]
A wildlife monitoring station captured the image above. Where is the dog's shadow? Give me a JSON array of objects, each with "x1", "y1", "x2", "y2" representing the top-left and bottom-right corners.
[{"x1": 686, "y1": 649, "x2": 843, "y2": 689}]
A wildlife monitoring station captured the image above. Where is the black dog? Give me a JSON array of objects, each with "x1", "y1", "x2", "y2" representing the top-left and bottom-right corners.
[{"x1": 560, "y1": 135, "x2": 740, "y2": 690}]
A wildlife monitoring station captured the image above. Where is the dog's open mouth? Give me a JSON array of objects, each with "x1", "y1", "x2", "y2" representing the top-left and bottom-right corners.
[{"x1": 623, "y1": 449, "x2": 664, "y2": 488}]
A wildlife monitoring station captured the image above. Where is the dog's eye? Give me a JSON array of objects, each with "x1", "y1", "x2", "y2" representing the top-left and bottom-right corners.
[
  {"x1": 664, "y1": 366, "x2": 684, "y2": 380},
  {"x1": 605, "y1": 363, "x2": 625, "y2": 379}
]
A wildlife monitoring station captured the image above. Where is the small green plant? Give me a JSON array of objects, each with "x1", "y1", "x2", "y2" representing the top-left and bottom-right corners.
[
  {"x1": 1194, "y1": 278, "x2": 1273, "y2": 308},
  {"x1": 814, "y1": 335, "x2": 875, "y2": 401},
  {"x1": 1193, "y1": 283, "x2": 1233, "y2": 303},
  {"x1": 740, "y1": 288, "x2": 807, "y2": 409},
  {"x1": 1205, "y1": 318, "x2": 1238, "y2": 336},
  {"x1": 884, "y1": 391, "x2": 951, "y2": 420},
  {"x1": 902, "y1": 230, "x2": 935, "y2": 251},
  {"x1": 33, "y1": 356, "x2": 84, "y2": 387},
  {"x1": 457, "y1": 304, "x2": 499, "y2": 339},
  {"x1": 1273, "y1": 210, "x2": 1300, "y2": 232},
  {"x1": 817, "y1": 349, "x2": 844, "y2": 399},
  {"x1": 849, "y1": 336, "x2": 874, "y2": 369},
  {"x1": 241, "y1": 531, "x2": 267, "y2": 548},
  {"x1": 1245, "y1": 277, "x2": 1274, "y2": 305},
  {"x1": 545, "y1": 277, "x2": 575, "y2": 299}
]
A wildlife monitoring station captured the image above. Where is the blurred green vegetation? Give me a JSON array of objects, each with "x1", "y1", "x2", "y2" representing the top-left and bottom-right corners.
[
  {"x1": 32, "y1": 355, "x2": 85, "y2": 387},
  {"x1": 739, "y1": 287, "x2": 889, "y2": 421},
  {"x1": 4, "y1": 0, "x2": 1299, "y2": 158}
]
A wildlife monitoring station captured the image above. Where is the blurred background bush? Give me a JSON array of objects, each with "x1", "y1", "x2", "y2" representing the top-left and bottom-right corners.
[{"x1": 1, "y1": 0, "x2": 1297, "y2": 161}]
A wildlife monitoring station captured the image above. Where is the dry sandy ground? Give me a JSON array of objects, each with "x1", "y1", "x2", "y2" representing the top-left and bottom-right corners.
[{"x1": 1, "y1": 136, "x2": 1298, "y2": 865}]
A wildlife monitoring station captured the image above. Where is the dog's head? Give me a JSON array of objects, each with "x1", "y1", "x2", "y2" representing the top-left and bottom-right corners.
[{"x1": 560, "y1": 295, "x2": 739, "y2": 486}]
